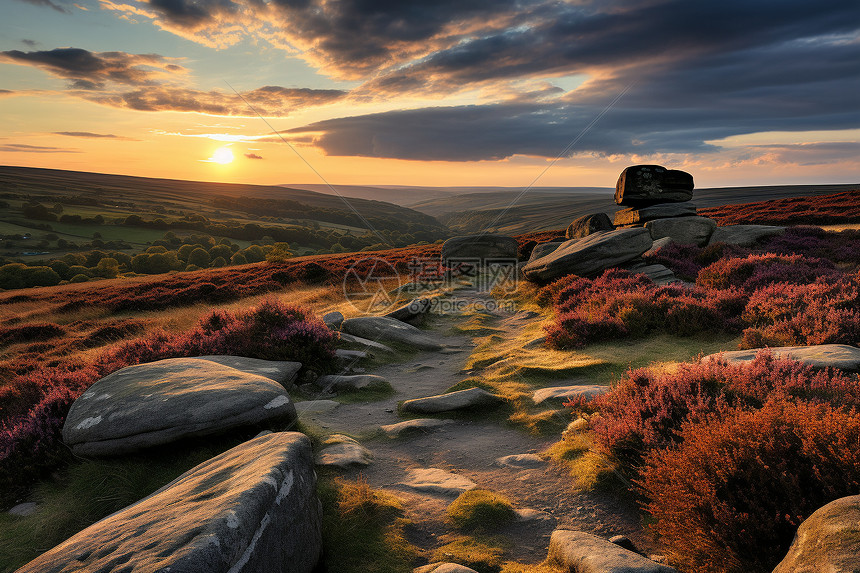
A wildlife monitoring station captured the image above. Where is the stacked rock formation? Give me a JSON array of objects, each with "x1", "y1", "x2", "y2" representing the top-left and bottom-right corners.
[{"x1": 613, "y1": 165, "x2": 716, "y2": 247}]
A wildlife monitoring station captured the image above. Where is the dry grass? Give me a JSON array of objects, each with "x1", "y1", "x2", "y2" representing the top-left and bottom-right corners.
[
  {"x1": 545, "y1": 430, "x2": 620, "y2": 492},
  {"x1": 447, "y1": 489, "x2": 517, "y2": 530}
]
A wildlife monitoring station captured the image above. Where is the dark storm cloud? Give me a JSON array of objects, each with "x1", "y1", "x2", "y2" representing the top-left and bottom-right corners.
[{"x1": 0, "y1": 48, "x2": 184, "y2": 89}]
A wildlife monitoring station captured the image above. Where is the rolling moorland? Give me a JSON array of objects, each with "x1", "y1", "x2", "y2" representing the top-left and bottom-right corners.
[{"x1": 0, "y1": 174, "x2": 859, "y2": 573}]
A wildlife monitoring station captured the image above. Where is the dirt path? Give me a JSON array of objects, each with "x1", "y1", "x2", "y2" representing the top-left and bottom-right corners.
[{"x1": 300, "y1": 298, "x2": 652, "y2": 566}]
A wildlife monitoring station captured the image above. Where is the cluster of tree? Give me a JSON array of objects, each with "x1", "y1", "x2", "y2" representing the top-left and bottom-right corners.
[{"x1": 0, "y1": 233, "x2": 294, "y2": 290}]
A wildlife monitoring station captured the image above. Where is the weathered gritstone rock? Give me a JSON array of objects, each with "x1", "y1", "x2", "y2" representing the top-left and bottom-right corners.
[
  {"x1": 63, "y1": 358, "x2": 297, "y2": 456},
  {"x1": 315, "y1": 435, "x2": 372, "y2": 468},
  {"x1": 645, "y1": 216, "x2": 717, "y2": 246},
  {"x1": 614, "y1": 202, "x2": 698, "y2": 226},
  {"x1": 532, "y1": 385, "x2": 609, "y2": 405},
  {"x1": 335, "y1": 348, "x2": 368, "y2": 363},
  {"x1": 548, "y1": 530, "x2": 679, "y2": 573},
  {"x1": 387, "y1": 298, "x2": 431, "y2": 325},
  {"x1": 315, "y1": 374, "x2": 392, "y2": 393},
  {"x1": 703, "y1": 344, "x2": 860, "y2": 372},
  {"x1": 342, "y1": 316, "x2": 443, "y2": 351},
  {"x1": 642, "y1": 236, "x2": 674, "y2": 256},
  {"x1": 528, "y1": 241, "x2": 564, "y2": 262},
  {"x1": 708, "y1": 224, "x2": 786, "y2": 247},
  {"x1": 565, "y1": 213, "x2": 614, "y2": 240},
  {"x1": 415, "y1": 564, "x2": 480, "y2": 573},
  {"x1": 381, "y1": 418, "x2": 456, "y2": 438},
  {"x1": 323, "y1": 311, "x2": 344, "y2": 330},
  {"x1": 494, "y1": 453, "x2": 546, "y2": 468},
  {"x1": 615, "y1": 165, "x2": 694, "y2": 206},
  {"x1": 195, "y1": 355, "x2": 302, "y2": 387},
  {"x1": 522, "y1": 228, "x2": 653, "y2": 283},
  {"x1": 401, "y1": 468, "x2": 477, "y2": 496},
  {"x1": 401, "y1": 387, "x2": 503, "y2": 414},
  {"x1": 16, "y1": 432, "x2": 321, "y2": 573},
  {"x1": 338, "y1": 332, "x2": 395, "y2": 354},
  {"x1": 772, "y1": 495, "x2": 860, "y2": 573},
  {"x1": 621, "y1": 261, "x2": 676, "y2": 284},
  {"x1": 440, "y1": 234, "x2": 519, "y2": 261}
]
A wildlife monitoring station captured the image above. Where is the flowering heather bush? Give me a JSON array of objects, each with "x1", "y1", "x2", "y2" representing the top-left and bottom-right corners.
[
  {"x1": 641, "y1": 400, "x2": 860, "y2": 573},
  {"x1": 541, "y1": 269, "x2": 741, "y2": 348},
  {"x1": 699, "y1": 189, "x2": 860, "y2": 226},
  {"x1": 589, "y1": 352, "x2": 860, "y2": 473},
  {"x1": 740, "y1": 277, "x2": 860, "y2": 348},
  {"x1": 697, "y1": 253, "x2": 842, "y2": 292},
  {"x1": 761, "y1": 226, "x2": 860, "y2": 269},
  {"x1": 0, "y1": 298, "x2": 336, "y2": 504}
]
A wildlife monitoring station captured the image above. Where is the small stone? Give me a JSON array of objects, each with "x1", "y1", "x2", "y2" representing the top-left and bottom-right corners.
[
  {"x1": 8, "y1": 502, "x2": 37, "y2": 517},
  {"x1": 401, "y1": 387, "x2": 503, "y2": 414},
  {"x1": 414, "y1": 564, "x2": 480, "y2": 573},
  {"x1": 323, "y1": 311, "x2": 344, "y2": 330},
  {"x1": 381, "y1": 418, "x2": 456, "y2": 438},
  {"x1": 316, "y1": 435, "x2": 373, "y2": 468},
  {"x1": 315, "y1": 374, "x2": 392, "y2": 393},
  {"x1": 516, "y1": 508, "x2": 553, "y2": 522},
  {"x1": 532, "y1": 385, "x2": 608, "y2": 405},
  {"x1": 401, "y1": 468, "x2": 477, "y2": 496},
  {"x1": 495, "y1": 454, "x2": 546, "y2": 468}
]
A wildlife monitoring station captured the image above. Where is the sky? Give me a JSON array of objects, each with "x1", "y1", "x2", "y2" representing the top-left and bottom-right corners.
[{"x1": 0, "y1": 0, "x2": 858, "y2": 189}]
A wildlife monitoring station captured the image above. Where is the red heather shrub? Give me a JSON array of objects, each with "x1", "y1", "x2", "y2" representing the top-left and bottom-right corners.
[
  {"x1": 697, "y1": 253, "x2": 842, "y2": 292},
  {"x1": 590, "y1": 352, "x2": 860, "y2": 472},
  {"x1": 544, "y1": 310, "x2": 628, "y2": 349},
  {"x1": 740, "y1": 278, "x2": 860, "y2": 348},
  {"x1": 640, "y1": 400, "x2": 860, "y2": 573},
  {"x1": 699, "y1": 189, "x2": 860, "y2": 226},
  {"x1": 761, "y1": 226, "x2": 860, "y2": 270}
]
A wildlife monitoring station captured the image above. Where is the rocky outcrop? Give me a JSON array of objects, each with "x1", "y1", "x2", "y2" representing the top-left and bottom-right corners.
[
  {"x1": 441, "y1": 234, "x2": 518, "y2": 261},
  {"x1": 63, "y1": 358, "x2": 297, "y2": 456},
  {"x1": 401, "y1": 387, "x2": 503, "y2": 414},
  {"x1": 772, "y1": 495, "x2": 860, "y2": 573},
  {"x1": 704, "y1": 344, "x2": 860, "y2": 372},
  {"x1": 522, "y1": 228, "x2": 652, "y2": 283},
  {"x1": 17, "y1": 432, "x2": 321, "y2": 573},
  {"x1": 708, "y1": 224, "x2": 785, "y2": 247},
  {"x1": 615, "y1": 165, "x2": 694, "y2": 206},
  {"x1": 645, "y1": 216, "x2": 717, "y2": 246},
  {"x1": 548, "y1": 529, "x2": 678, "y2": 573},
  {"x1": 565, "y1": 213, "x2": 614, "y2": 240},
  {"x1": 341, "y1": 316, "x2": 443, "y2": 351},
  {"x1": 614, "y1": 203, "x2": 698, "y2": 226}
]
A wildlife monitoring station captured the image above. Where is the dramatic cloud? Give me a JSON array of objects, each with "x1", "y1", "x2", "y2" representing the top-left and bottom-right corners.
[
  {"x1": 0, "y1": 143, "x2": 80, "y2": 153},
  {"x1": 1, "y1": 48, "x2": 347, "y2": 116},
  {"x1": 244, "y1": 153, "x2": 263, "y2": 159}
]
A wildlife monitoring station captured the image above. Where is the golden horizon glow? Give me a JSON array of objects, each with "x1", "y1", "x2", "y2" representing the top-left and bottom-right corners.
[{"x1": 207, "y1": 147, "x2": 235, "y2": 165}]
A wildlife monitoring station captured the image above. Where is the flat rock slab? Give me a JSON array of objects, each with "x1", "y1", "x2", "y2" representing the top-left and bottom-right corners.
[
  {"x1": 773, "y1": 495, "x2": 860, "y2": 573},
  {"x1": 316, "y1": 435, "x2": 372, "y2": 468},
  {"x1": 708, "y1": 224, "x2": 785, "y2": 247},
  {"x1": 17, "y1": 432, "x2": 321, "y2": 573},
  {"x1": 704, "y1": 344, "x2": 860, "y2": 372},
  {"x1": 645, "y1": 216, "x2": 716, "y2": 246},
  {"x1": 548, "y1": 529, "x2": 678, "y2": 573},
  {"x1": 533, "y1": 385, "x2": 609, "y2": 405},
  {"x1": 441, "y1": 234, "x2": 518, "y2": 261},
  {"x1": 615, "y1": 165, "x2": 694, "y2": 206},
  {"x1": 195, "y1": 355, "x2": 302, "y2": 387},
  {"x1": 401, "y1": 387, "x2": 503, "y2": 414},
  {"x1": 63, "y1": 358, "x2": 297, "y2": 456},
  {"x1": 294, "y1": 400, "x2": 340, "y2": 415},
  {"x1": 495, "y1": 454, "x2": 546, "y2": 469},
  {"x1": 381, "y1": 418, "x2": 456, "y2": 438},
  {"x1": 523, "y1": 228, "x2": 653, "y2": 283},
  {"x1": 338, "y1": 332, "x2": 395, "y2": 354},
  {"x1": 401, "y1": 468, "x2": 477, "y2": 496},
  {"x1": 315, "y1": 374, "x2": 392, "y2": 393},
  {"x1": 614, "y1": 202, "x2": 698, "y2": 226},
  {"x1": 415, "y1": 564, "x2": 480, "y2": 573},
  {"x1": 342, "y1": 316, "x2": 443, "y2": 351}
]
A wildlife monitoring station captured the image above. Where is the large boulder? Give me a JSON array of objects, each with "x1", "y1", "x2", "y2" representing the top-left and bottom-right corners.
[
  {"x1": 195, "y1": 355, "x2": 302, "y2": 387},
  {"x1": 528, "y1": 241, "x2": 564, "y2": 262},
  {"x1": 703, "y1": 344, "x2": 860, "y2": 372},
  {"x1": 522, "y1": 228, "x2": 653, "y2": 283},
  {"x1": 645, "y1": 216, "x2": 716, "y2": 246},
  {"x1": 341, "y1": 316, "x2": 443, "y2": 351},
  {"x1": 772, "y1": 495, "x2": 860, "y2": 573},
  {"x1": 63, "y1": 358, "x2": 297, "y2": 456},
  {"x1": 386, "y1": 297, "x2": 431, "y2": 325},
  {"x1": 17, "y1": 432, "x2": 321, "y2": 573},
  {"x1": 548, "y1": 530, "x2": 678, "y2": 573},
  {"x1": 614, "y1": 203, "x2": 698, "y2": 226},
  {"x1": 708, "y1": 224, "x2": 785, "y2": 247},
  {"x1": 565, "y1": 213, "x2": 614, "y2": 240},
  {"x1": 615, "y1": 165, "x2": 694, "y2": 206},
  {"x1": 441, "y1": 234, "x2": 518, "y2": 261}
]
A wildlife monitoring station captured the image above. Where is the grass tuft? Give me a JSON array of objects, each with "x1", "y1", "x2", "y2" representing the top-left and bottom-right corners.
[
  {"x1": 431, "y1": 534, "x2": 509, "y2": 573},
  {"x1": 447, "y1": 489, "x2": 518, "y2": 530}
]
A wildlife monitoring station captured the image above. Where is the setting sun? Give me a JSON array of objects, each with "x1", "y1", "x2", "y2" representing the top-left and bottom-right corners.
[{"x1": 210, "y1": 147, "x2": 234, "y2": 165}]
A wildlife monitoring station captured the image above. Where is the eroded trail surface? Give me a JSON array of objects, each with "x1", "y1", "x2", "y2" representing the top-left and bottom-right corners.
[{"x1": 300, "y1": 294, "x2": 651, "y2": 566}]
